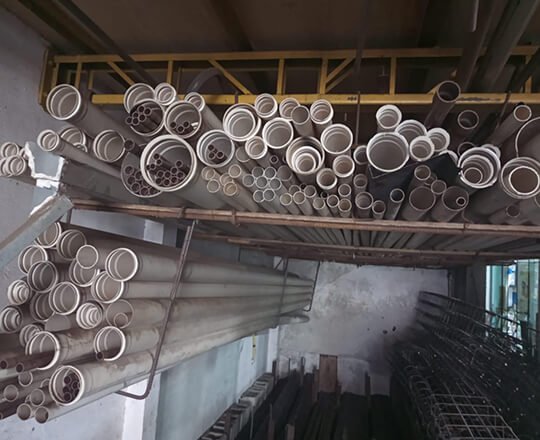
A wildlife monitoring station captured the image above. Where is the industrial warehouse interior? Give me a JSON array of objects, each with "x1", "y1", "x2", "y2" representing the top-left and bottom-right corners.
[{"x1": 0, "y1": 0, "x2": 540, "y2": 439}]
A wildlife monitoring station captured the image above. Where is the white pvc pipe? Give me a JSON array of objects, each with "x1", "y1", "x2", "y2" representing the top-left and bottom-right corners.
[
  {"x1": 0, "y1": 141, "x2": 21, "y2": 157},
  {"x1": 7, "y1": 279, "x2": 33, "y2": 306},
  {"x1": 76, "y1": 301, "x2": 104, "y2": 330},
  {"x1": 262, "y1": 117, "x2": 294, "y2": 156},
  {"x1": 320, "y1": 124, "x2": 353, "y2": 162},
  {"x1": 376, "y1": 105, "x2": 402, "y2": 132},
  {"x1": 92, "y1": 129, "x2": 127, "y2": 163},
  {"x1": 49, "y1": 282, "x2": 81, "y2": 316},
  {"x1": 196, "y1": 129, "x2": 236, "y2": 169},
  {"x1": 0, "y1": 305, "x2": 29, "y2": 333},
  {"x1": 0, "y1": 155, "x2": 27, "y2": 176},
  {"x1": 19, "y1": 323, "x2": 44, "y2": 347},
  {"x1": 124, "y1": 83, "x2": 155, "y2": 112},
  {"x1": 18, "y1": 245, "x2": 48, "y2": 274},
  {"x1": 409, "y1": 136, "x2": 435, "y2": 162},
  {"x1": 399, "y1": 186, "x2": 436, "y2": 221},
  {"x1": 279, "y1": 97, "x2": 300, "y2": 119},
  {"x1": 309, "y1": 99, "x2": 333, "y2": 135},
  {"x1": 37, "y1": 129, "x2": 120, "y2": 179},
  {"x1": 163, "y1": 101, "x2": 204, "y2": 140},
  {"x1": 291, "y1": 105, "x2": 315, "y2": 137},
  {"x1": 27, "y1": 261, "x2": 59, "y2": 293},
  {"x1": 29, "y1": 293, "x2": 55, "y2": 321},
  {"x1": 223, "y1": 104, "x2": 261, "y2": 143},
  {"x1": 426, "y1": 128, "x2": 450, "y2": 154},
  {"x1": 254, "y1": 94, "x2": 278, "y2": 120},
  {"x1": 35, "y1": 222, "x2": 63, "y2": 249},
  {"x1": 396, "y1": 120, "x2": 427, "y2": 144},
  {"x1": 332, "y1": 155, "x2": 355, "y2": 185},
  {"x1": 154, "y1": 83, "x2": 178, "y2": 107},
  {"x1": 45, "y1": 313, "x2": 80, "y2": 332},
  {"x1": 245, "y1": 136, "x2": 270, "y2": 167},
  {"x1": 57, "y1": 229, "x2": 87, "y2": 260},
  {"x1": 489, "y1": 104, "x2": 532, "y2": 146},
  {"x1": 431, "y1": 186, "x2": 469, "y2": 222},
  {"x1": 316, "y1": 168, "x2": 338, "y2": 194},
  {"x1": 184, "y1": 92, "x2": 222, "y2": 130},
  {"x1": 46, "y1": 84, "x2": 136, "y2": 139},
  {"x1": 68, "y1": 260, "x2": 99, "y2": 287},
  {"x1": 367, "y1": 132, "x2": 409, "y2": 173}
]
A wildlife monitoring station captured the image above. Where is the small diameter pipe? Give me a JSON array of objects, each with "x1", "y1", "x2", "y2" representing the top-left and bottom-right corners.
[
  {"x1": 76, "y1": 301, "x2": 104, "y2": 330},
  {"x1": 489, "y1": 104, "x2": 532, "y2": 146},
  {"x1": 37, "y1": 130, "x2": 120, "y2": 179},
  {"x1": 424, "y1": 80, "x2": 461, "y2": 129},
  {"x1": 35, "y1": 222, "x2": 63, "y2": 249},
  {"x1": 457, "y1": 141, "x2": 475, "y2": 156},
  {"x1": 223, "y1": 104, "x2": 261, "y2": 143},
  {"x1": 427, "y1": 128, "x2": 450, "y2": 154},
  {"x1": 354, "y1": 191, "x2": 373, "y2": 247},
  {"x1": 278, "y1": 97, "x2": 300, "y2": 119},
  {"x1": 338, "y1": 198, "x2": 353, "y2": 245},
  {"x1": 154, "y1": 83, "x2": 178, "y2": 107},
  {"x1": 430, "y1": 179, "x2": 447, "y2": 198},
  {"x1": 223, "y1": 182, "x2": 260, "y2": 211},
  {"x1": 448, "y1": 110, "x2": 479, "y2": 150},
  {"x1": 262, "y1": 117, "x2": 294, "y2": 156},
  {"x1": 352, "y1": 145, "x2": 368, "y2": 173},
  {"x1": 367, "y1": 132, "x2": 409, "y2": 173},
  {"x1": 409, "y1": 165, "x2": 431, "y2": 189},
  {"x1": 310, "y1": 99, "x2": 333, "y2": 135},
  {"x1": 196, "y1": 129, "x2": 236, "y2": 169},
  {"x1": 320, "y1": 124, "x2": 353, "y2": 162},
  {"x1": 376, "y1": 105, "x2": 402, "y2": 132},
  {"x1": 124, "y1": 83, "x2": 154, "y2": 112},
  {"x1": 395, "y1": 120, "x2": 427, "y2": 144},
  {"x1": 59, "y1": 127, "x2": 90, "y2": 150},
  {"x1": 254, "y1": 94, "x2": 278, "y2": 120},
  {"x1": 353, "y1": 174, "x2": 368, "y2": 195},
  {"x1": 0, "y1": 141, "x2": 21, "y2": 157},
  {"x1": 92, "y1": 130, "x2": 128, "y2": 163},
  {"x1": 291, "y1": 105, "x2": 315, "y2": 137},
  {"x1": 184, "y1": 92, "x2": 222, "y2": 130},
  {"x1": 29, "y1": 293, "x2": 55, "y2": 321},
  {"x1": 27, "y1": 261, "x2": 59, "y2": 294},
  {"x1": 228, "y1": 164, "x2": 248, "y2": 183},
  {"x1": 488, "y1": 204, "x2": 522, "y2": 225},
  {"x1": 277, "y1": 165, "x2": 297, "y2": 188},
  {"x1": 68, "y1": 260, "x2": 99, "y2": 287},
  {"x1": 374, "y1": 187, "x2": 406, "y2": 248},
  {"x1": 369, "y1": 200, "x2": 386, "y2": 245},
  {"x1": 0, "y1": 306, "x2": 30, "y2": 334},
  {"x1": 18, "y1": 368, "x2": 50, "y2": 388},
  {"x1": 332, "y1": 155, "x2": 355, "y2": 185},
  {"x1": 338, "y1": 184, "x2": 352, "y2": 201},
  {"x1": 316, "y1": 168, "x2": 338, "y2": 194},
  {"x1": 245, "y1": 136, "x2": 271, "y2": 167},
  {"x1": 409, "y1": 136, "x2": 435, "y2": 162}
]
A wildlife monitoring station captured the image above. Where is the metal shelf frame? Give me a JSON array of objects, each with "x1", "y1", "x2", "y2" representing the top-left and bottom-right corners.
[{"x1": 39, "y1": 46, "x2": 540, "y2": 108}]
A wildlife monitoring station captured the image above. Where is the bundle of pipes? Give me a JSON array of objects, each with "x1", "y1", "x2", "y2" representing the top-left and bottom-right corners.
[
  {"x1": 0, "y1": 222, "x2": 313, "y2": 423},
  {"x1": 25, "y1": 82, "x2": 540, "y2": 246}
]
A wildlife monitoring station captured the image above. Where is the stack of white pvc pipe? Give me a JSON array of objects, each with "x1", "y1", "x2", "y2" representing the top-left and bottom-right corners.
[
  {"x1": 0, "y1": 142, "x2": 29, "y2": 178},
  {"x1": 7, "y1": 82, "x2": 540, "y2": 251},
  {"x1": 0, "y1": 222, "x2": 312, "y2": 423}
]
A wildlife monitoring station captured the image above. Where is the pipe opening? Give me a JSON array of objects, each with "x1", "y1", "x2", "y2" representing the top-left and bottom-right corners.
[
  {"x1": 49, "y1": 365, "x2": 83, "y2": 405},
  {"x1": 76, "y1": 245, "x2": 99, "y2": 270},
  {"x1": 27, "y1": 261, "x2": 58, "y2": 293},
  {"x1": 105, "y1": 300, "x2": 134, "y2": 328},
  {"x1": 69, "y1": 260, "x2": 99, "y2": 287},
  {"x1": 437, "y1": 81, "x2": 460, "y2": 102},
  {"x1": 296, "y1": 154, "x2": 316, "y2": 173},
  {"x1": 124, "y1": 83, "x2": 154, "y2": 112},
  {"x1": 410, "y1": 136, "x2": 434, "y2": 162},
  {"x1": 3, "y1": 385, "x2": 19, "y2": 402},
  {"x1": 50, "y1": 282, "x2": 80, "y2": 315},
  {"x1": 59, "y1": 126, "x2": 87, "y2": 147},
  {"x1": 291, "y1": 105, "x2": 310, "y2": 124},
  {"x1": 321, "y1": 124, "x2": 353, "y2": 155},
  {"x1": 327, "y1": 195, "x2": 340, "y2": 208},
  {"x1": 18, "y1": 245, "x2": 48, "y2": 274},
  {"x1": 0, "y1": 306, "x2": 22, "y2": 333},
  {"x1": 263, "y1": 189, "x2": 275, "y2": 202},
  {"x1": 355, "y1": 193, "x2": 373, "y2": 209},
  {"x1": 353, "y1": 145, "x2": 367, "y2": 165},
  {"x1": 223, "y1": 106, "x2": 259, "y2": 141},
  {"x1": 427, "y1": 128, "x2": 450, "y2": 153},
  {"x1": 255, "y1": 94, "x2": 278, "y2": 119},
  {"x1": 94, "y1": 326, "x2": 126, "y2": 361},
  {"x1": 310, "y1": 100, "x2": 333, "y2": 124},
  {"x1": 164, "y1": 101, "x2": 201, "y2": 138},
  {"x1": 269, "y1": 179, "x2": 281, "y2": 191},
  {"x1": 376, "y1": 105, "x2": 402, "y2": 131},
  {"x1": 462, "y1": 167, "x2": 483, "y2": 185},
  {"x1": 414, "y1": 165, "x2": 431, "y2": 181},
  {"x1": 45, "y1": 84, "x2": 82, "y2": 120},
  {"x1": 372, "y1": 200, "x2": 386, "y2": 215},
  {"x1": 76, "y1": 301, "x2": 104, "y2": 330},
  {"x1": 57, "y1": 230, "x2": 87, "y2": 260},
  {"x1": 7, "y1": 279, "x2": 32, "y2": 306},
  {"x1": 390, "y1": 188, "x2": 405, "y2": 203},
  {"x1": 19, "y1": 323, "x2": 43, "y2": 347},
  {"x1": 29, "y1": 388, "x2": 47, "y2": 406},
  {"x1": 431, "y1": 180, "x2": 447, "y2": 195},
  {"x1": 223, "y1": 182, "x2": 238, "y2": 197},
  {"x1": 29, "y1": 294, "x2": 55, "y2": 321},
  {"x1": 26, "y1": 331, "x2": 60, "y2": 370},
  {"x1": 17, "y1": 403, "x2": 33, "y2": 420},
  {"x1": 457, "y1": 110, "x2": 479, "y2": 130},
  {"x1": 279, "y1": 98, "x2": 300, "y2": 119},
  {"x1": 338, "y1": 199, "x2": 352, "y2": 211},
  {"x1": 304, "y1": 185, "x2": 317, "y2": 198},
  {"x1": 207, "y1": 179, "x2": 221, "y2": 194},
  {"x1": 396, "y1": 120, "x2": 427, "y2": 144},
  {"x1": 409, "y1": 187, "x2": 436, "y2": 211},
  {"x1": 92, "y1": 130, "x2": 125, "y2": 163},
  {"x1": 514, "y1": 104, "x2": 532, "y2": 122},
  {"x1": 338, "y1": 184, "x2": 351, "y2": 198},
  {"x1": 333, "y1": 156, "x2": 354, "y2": 177},
  {"x1": 245, "y1": 136, "x2": 266, "y2": 160},
  {"x1": 36, "y1": 223, "x2": 62, "y2": 248},
  {"x1": 155, "y1": 83, "x2": 177, "y2": 106},
  {"x1": 508, "y1": 166, "x2": 539, "y2": 196},
  {"x1": 367, "y1": 133, "x2": 409, "y2": 173},
  {"x1": 262, "y1": 118, "x2": 294, "y2": 150},
  {"x1": 197, "y1": 130, "x2": 235, "y2": 168},
  {"x1": 507, "y1": 205, "x2": 520, "y2": 217},
  {"x1": 317, "y1": 169, "x2": 337, "y2": 188},
  {"x1": 353, "y1": 174, "x2": 368, "y2": 189},
  {"x1": 0, "y1": 141, "x2": 21, "y2": 157},
  {"x1": 91, "y1": 271, "x2": 125, "y2": 303},
  {"x1": 264, "y1": 167, "x2": 277, "y2": 179}
]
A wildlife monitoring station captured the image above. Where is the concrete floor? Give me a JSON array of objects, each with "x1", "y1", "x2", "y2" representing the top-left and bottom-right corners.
[{"x1": 278, "y1": 261, "x2": 448, "y2": 394}]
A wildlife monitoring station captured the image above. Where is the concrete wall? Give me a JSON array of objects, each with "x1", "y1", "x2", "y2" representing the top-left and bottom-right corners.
[
  {"x1": 0, "y1": 8, "x2": 64, "y2": 300},
  {"x1": 278, "y1": 261, "x2": 448, "y2": 395}
]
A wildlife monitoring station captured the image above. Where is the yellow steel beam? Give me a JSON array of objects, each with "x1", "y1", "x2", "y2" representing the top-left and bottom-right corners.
[
  {"x1": 74, "y1": 62, "x2": 83, "y2": 88},
  {"x1": 91, "y1": 92, "x2": 540, "y2": 106},
  {"x1": 107, "y1": 61, "x2": 135, "y2": 85},
  {"x1": 53, "y1": 46, "x2": 539, "y2": 64},
  {"x1": 325, "y1": 57, "x2": 354, "y2": 85},
  {"x1": 318, "y1": 58, "x2": 328, "y2": 94},
  {"x1": 276, "y1": 59, "x2": 286, "y2": 94},
  {"x1": 389, "y1": 57, "x2": 397, "y2": 95},
  {"x1": 208, "y1": 59, "x2": 252, "y2": 94},
  {"x1": 166, "y1": 60, "x2": 174, "y2": 84},
  {"x1": 326, "y1": 67, "x2": 353, "y2": 92}
]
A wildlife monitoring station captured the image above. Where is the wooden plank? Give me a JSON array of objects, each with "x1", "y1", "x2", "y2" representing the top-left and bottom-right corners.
[{"x1": 318, "y1": 355, "x2": 338, "y2": 393}]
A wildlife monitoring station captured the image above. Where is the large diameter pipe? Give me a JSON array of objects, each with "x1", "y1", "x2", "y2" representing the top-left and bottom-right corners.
[
  {"x1": 279, "y1": 97, "x2": 300, "y2": 120},
  {"x1": 154, "y1": 82, "x2": 178, "y2": 107},
  {"x1": 320, "y1": 124, "x2": 353, "y2": 162},
  {"x1": 376, "y1": 105, "x2": 402, "y2": 132},
  {"x1": 196, "y1": 130, "x2": 236, "y2": 170},
  {"x1": 262, "y1": 118, "x2": 294, "y2": 156},
  {"x1": 76, "y1": 301, "x2": 104, "y2": 330},
  {"x1": 46, "y1": 84, "x2": 138, "y2": 139},
  {"x1": 427, "y1": 128, "x2": 450, "y2": 154},
  {"x1": 409, "y1": 136, "x2": 435, "y2": 162},
  {"x1": 35, "y1": 222, "x2": 63, "y2": 249},
  {"x1": 223, "y1": 182, "x2": 260, "y2": 211},
  {"x1": 18, "y1": 245, "x2": 48, "y2": 274},
  {"x1": 309, "y1": 100, "x2": 333, "y2": 135},
  {"x1": 223, "y1": 104, "x2": 261, "y2": 143},
  {"x1": 395, "y1": 120, "x2": 427, "y2": 144},
  {"x1": 124, "y1": 83, "x2": 154, "y2": 112},
  {"x1": 366, "y1": 132, "x2": 409, "y2": 173},
  {"x1": 399, "y1": 186, "x2": 436, "y2": 221},
  {"x1": 423, "y1": 81, "x2": 461, "y2": 129},
  {"x1": 163, "y1": 101, "x2": 205, "y2": 141},
  {"x1": 254, "y1": 94, "x2": 278, "y2": 120},
  {"x1": 245, "y1": 136, "x2": 271, "y2": 167},
  {"x1": 37, "y1": 130, "x2": 120, "y2": 179}
]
